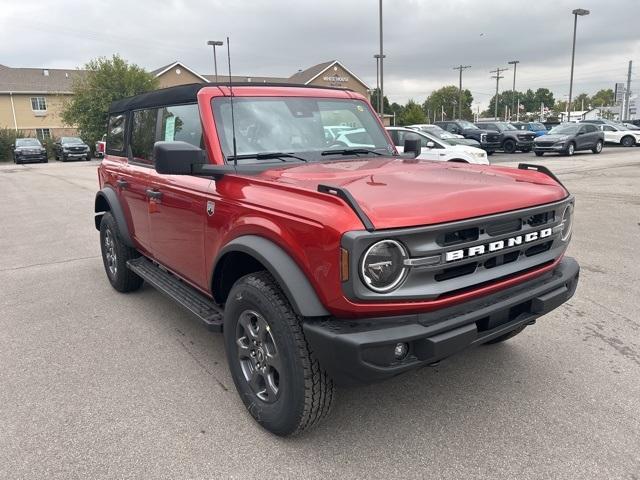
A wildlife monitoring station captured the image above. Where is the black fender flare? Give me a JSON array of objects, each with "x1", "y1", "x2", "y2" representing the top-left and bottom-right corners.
[
  {"x1": 215, "y1": 235, "x2": 330, "y2": 318},
  {"x1": 94, "y1": 187, "x2": 134, "y2": 247}
]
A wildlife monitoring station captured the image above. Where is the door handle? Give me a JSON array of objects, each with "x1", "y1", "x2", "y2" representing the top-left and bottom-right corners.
[
  {"x1": 116, "y1": 179, "x2": 128, "y2": 189},
  {"x1": 146, "y1": 188, "x2": 163, "y2": 200}
]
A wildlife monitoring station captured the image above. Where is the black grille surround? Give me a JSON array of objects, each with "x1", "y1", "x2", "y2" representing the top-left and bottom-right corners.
[{"x1": 341, "y1": 197, "x2": 573, "y2": 302}]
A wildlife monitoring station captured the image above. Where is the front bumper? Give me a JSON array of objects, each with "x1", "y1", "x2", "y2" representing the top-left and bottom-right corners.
[
  {"x1": 304, "y1": 257, "x2": 579, "y2": 385},
  {"x1": 515, "y1": 139, "x2": 534, "y2": 148},
  {"x1": 479, "y1": 141, "x2": 501, "y2": 151},
  {"x1": 15, "y1": 154, "x2": 47, "y2": 163},
  {"x1": 534, "y1": 143, "x2": 567, "y2": 152}
]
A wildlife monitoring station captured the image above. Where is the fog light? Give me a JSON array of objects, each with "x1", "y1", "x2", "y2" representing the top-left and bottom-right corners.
[{"x1": 394, "y1": 342, "x2": 409, "y2": 360}]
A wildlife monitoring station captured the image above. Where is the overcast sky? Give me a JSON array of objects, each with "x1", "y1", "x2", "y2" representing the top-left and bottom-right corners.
[{"x1": 2, "y1": 0, "x2": 639, "y2": 109}]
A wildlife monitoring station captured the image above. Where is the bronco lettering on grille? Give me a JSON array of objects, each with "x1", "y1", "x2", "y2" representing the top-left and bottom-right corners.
[{"x1": 445, "y1": 228, "x2": 552, "y2": 262}]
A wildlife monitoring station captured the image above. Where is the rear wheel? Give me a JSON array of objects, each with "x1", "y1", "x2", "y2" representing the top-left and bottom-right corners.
[
  {"x1": 99, "y1": 212, "x2": 143, "y2": 292},
  {"x1": 592, "y1": 140, "x2": 603, "y2": 154},
  {"x1": 621, "y1": 136, "x2": 635, "y2": 147},
  {"x1": 502, "y1": 139, "x2": 516, "y2": 153},
  {"x1": 224, "y1": 271, "x2": 335, "y2": 436}
]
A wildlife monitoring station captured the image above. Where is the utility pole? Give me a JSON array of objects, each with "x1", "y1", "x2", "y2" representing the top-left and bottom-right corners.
[
  {"x1": 508, "y1": 60, "x2": 520, "y2": 121},
  {"x1": 378, "y1": 0, "x2": 384, "y2": 118},
  {"x1": 490, "y1": 67, "x2": 507, "y2": 120},
  {"x1": 624, "y1": 60, "x2": 633, "y2": 120},
  {"x1": 453, "y1": 65, "x2": 471, "y2": 119}
]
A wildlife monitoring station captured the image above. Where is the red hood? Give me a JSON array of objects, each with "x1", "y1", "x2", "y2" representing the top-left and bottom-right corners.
[{"x1": 257, "y1": 158, "x2": 568, "y2": 229}]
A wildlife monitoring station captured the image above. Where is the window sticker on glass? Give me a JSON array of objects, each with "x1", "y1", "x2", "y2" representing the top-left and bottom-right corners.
[{"x1": 164, "y1": 116, "x2": 176, "y2": 141}]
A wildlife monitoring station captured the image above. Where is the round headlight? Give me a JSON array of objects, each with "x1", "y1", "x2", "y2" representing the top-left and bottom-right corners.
[
  {"x1": 360, "y1": 240, "x2": 409, "y2": 292},
  {"x1": 560, "y1": 204, "x2": 573, "y2": 241}
]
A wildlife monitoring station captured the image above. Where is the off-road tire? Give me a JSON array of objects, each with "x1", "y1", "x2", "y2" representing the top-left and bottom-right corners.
[
  {"x1": 224, "y1": 271, "x2": 335, "y2": 436},
  {"x1": 99, "y1": 212, "x2": 142, "y2": 292},
  {"x1": 485, "y1": 325, "x2": 527, "y2": 344},
  {"x1": 534, "y1": 151, "x2": 544, "y2": 157},
  {"x1": 621, "y1": 136, "x2": 635, "y2": 147},
  {"x1": 592, "y1": 140, "x2": 603, "y2": 154},
  {"x1": 503, "y1": 139, "x2": 516, "y2": 153}
]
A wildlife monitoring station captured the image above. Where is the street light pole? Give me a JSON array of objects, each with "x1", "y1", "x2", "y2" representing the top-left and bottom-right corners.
[
  {"x1": 508, "y1": 60, "x2": 519, "y2": 121},
  {"x1": 207, "y1": 40, "x2": 224, "y2": 82},
  {"x1": 378, "y1": 0, "x2": 384, "y2": 118},
  {"x1": 568, "y1": 8, "x2": 590, "y2": 122}
]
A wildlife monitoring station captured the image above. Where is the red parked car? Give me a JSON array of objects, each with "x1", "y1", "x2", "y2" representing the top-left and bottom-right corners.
[
  {"x1": 94, "y1": 83, "x2": 579, "y2": 436},
  {"x1": 95, "y1": 134, "x2": 106, "y2": 158}
]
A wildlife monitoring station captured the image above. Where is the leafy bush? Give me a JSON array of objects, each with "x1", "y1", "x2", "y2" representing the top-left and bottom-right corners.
[{"x1": 0, "y1": 128, "x2": 27, "y2": 162}]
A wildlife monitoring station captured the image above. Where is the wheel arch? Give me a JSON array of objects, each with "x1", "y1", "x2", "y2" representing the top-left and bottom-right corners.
[
  {"x1": 212, "y1": 235, "x2": 330, "y2": 318},
  {"x1": 94, "y1": 187, "x2": 134, "y2": 247}
]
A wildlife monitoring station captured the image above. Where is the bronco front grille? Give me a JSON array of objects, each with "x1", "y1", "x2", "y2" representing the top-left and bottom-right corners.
[{"x1": 342, "y1": 198, "x2": 572, "y2": 302}]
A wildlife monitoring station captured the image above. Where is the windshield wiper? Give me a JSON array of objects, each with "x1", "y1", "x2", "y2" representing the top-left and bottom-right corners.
[
  {"x1": 228, "y1": 152, "x2": 308, "y2": 162},
  {"x1": 321, "y1": 148, "x2": 384, "y2": 156}
]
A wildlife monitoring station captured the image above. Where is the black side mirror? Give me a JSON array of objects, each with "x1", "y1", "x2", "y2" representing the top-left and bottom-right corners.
[
  {"x1": 154, "y1": 141, "x2": 206, "y2": 175},
  {"x1": 154, "y1": 141, "x2": 235, "y2": 178},
  {"x1": 403, "y1": 138, "x2": 422, "y2": 158}
]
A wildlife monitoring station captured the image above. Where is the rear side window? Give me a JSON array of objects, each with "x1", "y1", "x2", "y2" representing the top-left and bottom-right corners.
[
  {"x1": 131, "y1": 108, "x2": 159, "y2": 165},
  {"x1": 106, "y1": 113, "x2": 127, "y2": 155},
  {"x1": 584, "y1": 124, "x2": 597, "y2": 133},
  {"x1": 158, "y1": 104, "x2": 203, "y2": 148}
]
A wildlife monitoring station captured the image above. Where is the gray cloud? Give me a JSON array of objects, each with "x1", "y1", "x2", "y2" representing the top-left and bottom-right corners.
[{"x1": 2, "y1": 0, "x2": 638, "y2": 109}]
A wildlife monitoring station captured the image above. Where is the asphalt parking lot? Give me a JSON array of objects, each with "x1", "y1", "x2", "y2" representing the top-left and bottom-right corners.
[{"x1": 1, "y1": 149, "x2": 639, "y2": 479}]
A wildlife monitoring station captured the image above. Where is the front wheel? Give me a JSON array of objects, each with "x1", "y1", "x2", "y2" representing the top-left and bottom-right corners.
[
  {"x1": 534, "y1": 151, "x2": 544, "y2": 157},
  {"x1": 592, "y1": 140, "x2": 603, "y2": 154},
  {"x1": 486, "y1": 150, "x2": 494, "y2": 156},
  {"x1": 224, "y1": 271, "x2": 335, "y2": 436},
  {"x1": 502, "y1": 139, "x2": 516, "y2": 153},
  {"x1": 565, "y1": 142, "x2": 575, "y2": 156}
]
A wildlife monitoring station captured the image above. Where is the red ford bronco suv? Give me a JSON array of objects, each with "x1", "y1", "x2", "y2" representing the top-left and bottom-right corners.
[{"x1": 95, "y1": 83, "x2": 579, "y2": 436}]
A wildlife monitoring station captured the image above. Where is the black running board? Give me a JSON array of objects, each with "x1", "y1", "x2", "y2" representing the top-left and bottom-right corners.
[{"x1": 127, "y1": 257, "x2": 224, "y2": 332}]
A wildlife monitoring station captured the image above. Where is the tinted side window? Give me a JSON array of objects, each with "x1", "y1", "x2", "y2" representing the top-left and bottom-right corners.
[
  {"x1": 584, "y1": 124, "x2": 597, "y2": 133},
  {"x1": 158, "y1": 104, "x2": 203, "y2": 148},
  {"x1": 445, "y1": 123, "x2": 457, "y2": 133},
  {"x1": 106, "y1": 113, "x2": 127, "y2": 155},
  {"x1": 131, "y1": 109, "x2": 159, "y2": 165}
]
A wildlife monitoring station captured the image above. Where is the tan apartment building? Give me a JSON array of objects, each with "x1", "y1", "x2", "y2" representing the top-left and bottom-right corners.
[{"x1": 0, "y1": 60, "x2": 370, "y2": 140}]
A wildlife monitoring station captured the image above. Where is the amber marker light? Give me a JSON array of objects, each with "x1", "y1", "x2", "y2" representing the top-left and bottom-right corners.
[{"x1": 340, "y1": 248, "x2": 350, "y2": 282}]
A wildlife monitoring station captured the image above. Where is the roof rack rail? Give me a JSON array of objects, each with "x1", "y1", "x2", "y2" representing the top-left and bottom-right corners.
[
  {"x1": 518, "y1": 163, "x2": 566, "y2": 190},
  {"x1": 317, "y1": 184, "x2": 375, "y2": 232}
]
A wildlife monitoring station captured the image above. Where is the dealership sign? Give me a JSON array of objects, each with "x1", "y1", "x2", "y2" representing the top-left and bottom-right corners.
[{"x1": 323, "y1": 75, "x2": 349, "y2": 83}]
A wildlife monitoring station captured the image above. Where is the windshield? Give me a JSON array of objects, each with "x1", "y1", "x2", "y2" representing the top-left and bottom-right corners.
[
  {"x1": 16, "y1": 138, "x2": 41, "y2": 147},
  {"x1": 423, "y1": 125, "x2": 450, "y2": 138},
  {"x1": 549, "y1": 124, "x2": 580, "y2": 134},
  {"x1": 457, "y1": 120, "x2": 477, "y2": 129},
  {"x1": 212, "y1": 97, "x2": 393, "y2": 162},
  {"x1": 495, "y1": 122, "x2": 517, "y2": 131},
  {"x1": 530, "y1": 123, "x2": 546, "y2": 130},
  {"x1": 61, "y1": 137, "x2": 83, "y2": 144}
]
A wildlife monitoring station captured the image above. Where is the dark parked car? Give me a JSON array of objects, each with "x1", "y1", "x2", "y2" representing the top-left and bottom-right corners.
[
  {"x1": 11, "y1": 138, "x2": 48, "y2": 164},
  {"x1": 476, "y1": 121, "x2": 535, "y2": 153},
  {"x1": 53, "y1": 137, "x2": 91, "y2": 161},
  {"x1": 434, "y1": 120, "x2": 501, "y2": 154},
  {"x1": 511, "y1": 121, "x2": 548, "y2": 137},
  {"x1": 533, "y1": 123, "x2": 604, "y2": 156}
]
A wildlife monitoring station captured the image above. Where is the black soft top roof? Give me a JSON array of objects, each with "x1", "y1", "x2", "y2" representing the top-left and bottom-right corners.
[
  {"x1": 108, "y1": 82, "x2": 353, "y2": 114},
  {"x1": 108, "y1": 83, "x2": 204, "y2": 113}
]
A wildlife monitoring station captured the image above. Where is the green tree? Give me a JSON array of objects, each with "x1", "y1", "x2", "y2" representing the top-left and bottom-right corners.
[
  {"x1": 487, "y1": 89, "x2": 522, "y2": 119},
  {"x1": 388, "y1": 102, "x2": 405, "y2": 125},
  {"x1": 370, "y1": 88, "x2": 391, "y2": 114},
  {"x1": 423, "y1": 85, "x2": 473, "y2": 121},
  {"x1": 533, "y1": 88, "x2": 555, "y2": 110},
  {"x1": 591, "y1": 88, "x2": 614, "y2": 107},
  {"x1": 572, "y1": 93, "x2": 591, "y2": 111},
  {"x1": 398, "y1": 100, "x2": 427, "y2": 125},
  {"x1": 61, "y1": 55, "x2": 158, "y2": 147},
  {"x1": 519, "y1": 89, "x2": 537, "y2": 112}
]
